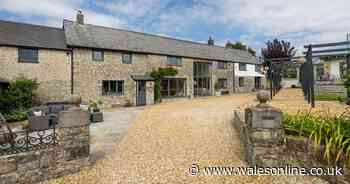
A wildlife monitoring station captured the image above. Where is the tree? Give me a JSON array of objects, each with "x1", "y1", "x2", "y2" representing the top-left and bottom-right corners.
[
  {"x1": 247, "y1": 47, "x2": 256, "y2": 56},
  {"x1": 261, "y1": 39, "x2": 296, "y2": 68},
  {"x1": 226, "y1": 41, "x2": 247, "y2": 50},
  {"x1": 261, "y1": 39, "x2": 296, "y2": 59},
  {"x1": 225, "y1": 41, "x2": 256, "y2": 56}
]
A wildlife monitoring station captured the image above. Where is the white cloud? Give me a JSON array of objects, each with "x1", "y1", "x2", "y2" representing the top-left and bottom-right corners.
[
  {"x1": 212, "y1": 0, "x2": 350, "y2": 54},
  {"x1": 96, "y1": 0, "x2": 163, "y2": 18},
  {"x1": 0, "y1": 0, "x2": 124, "y2": 27}
]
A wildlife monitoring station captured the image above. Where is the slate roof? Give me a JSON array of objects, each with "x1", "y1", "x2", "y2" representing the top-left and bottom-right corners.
[
  {"x1": 0, "y1": 20, "x2": 67, "y2": 50},
  {"x1": 63, "y1": 20, "x2": 258, "y2": 64}
]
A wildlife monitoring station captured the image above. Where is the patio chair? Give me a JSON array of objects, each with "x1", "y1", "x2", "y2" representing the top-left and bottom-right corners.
[{"x1": 0, "y1": 113, "x2": 16, "y2": 145}]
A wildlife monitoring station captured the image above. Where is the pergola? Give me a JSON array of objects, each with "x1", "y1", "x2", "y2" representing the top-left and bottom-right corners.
[{"x1": 302, "y1": 39, "x2": 350, "y2": 108}]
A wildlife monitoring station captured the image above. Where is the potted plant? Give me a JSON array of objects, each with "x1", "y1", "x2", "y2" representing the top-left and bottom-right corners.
[
  {"x1": 88, "y1": 98, "x2": 103, "y2": 113},
  {"x1": 89, "y1": 98, "x2": 104, "y2": 123},
  {"x1": 214, "y1": 81, "x2": 221, "y2": 96}
]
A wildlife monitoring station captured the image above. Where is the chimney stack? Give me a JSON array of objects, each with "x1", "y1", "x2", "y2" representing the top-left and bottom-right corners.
[
  {"x1": 77, "y1": 10, "x2": 84, "y2": 25},
  {"x1": 208, "y1": 36, "x2": 214, "y2": 46}
]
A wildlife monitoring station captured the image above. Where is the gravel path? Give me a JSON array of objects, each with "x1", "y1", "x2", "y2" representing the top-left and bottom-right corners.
[
  {"x1": 43, "y1": 92, "x2": 327, "y2": 184},
  {"x1": 270, "y1": 88, "x2": 349, "y2": 116}
]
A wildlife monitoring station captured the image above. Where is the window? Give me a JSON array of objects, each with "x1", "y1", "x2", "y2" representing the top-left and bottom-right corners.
[
  {"x1": 18, "y1": 48, "x2": 38, "y2": 63},
  {"x1": 167, "y1": 56, "x2": 182, "y2": 66},
  {"x1": 122, "y1": 53, "x2": 132, "y2": 64},
  {"x1": 102, "y1": 80, "x2": 124, "y2": 96},
  {"x1": 255, "y1": 65, "x2": 261, "y2": 72},
  {"x1": 217, "y1": 62, "x2": 227, "y2": 69},
  {"x1": 239, "y1": 77, "x2": 244, "y2": 87},
  {"x1": 239, "y1": 63, "x2": 247, "y2": 71},
  {"x1": 92, "y1": 50, "x2": 104, "y2": 61},
  {"x1": 218, "y1": 79, "x2": 228, "y2": 89},
  {"x1": 340, "y1": 62, "x2": 346, "y2": 79},
  {"x1": 316, "y1": 64, "x2": 325, "y2": 81},
  {"x1": 161, "y1": 78, "x2": 186, "y2": 97}
]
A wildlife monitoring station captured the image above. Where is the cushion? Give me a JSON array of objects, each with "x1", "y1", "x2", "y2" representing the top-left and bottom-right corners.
[{"x1": 33, "y1": 110, "x2": 43, "y2": 116}]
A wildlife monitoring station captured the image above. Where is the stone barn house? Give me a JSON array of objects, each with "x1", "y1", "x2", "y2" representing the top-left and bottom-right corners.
[{"x1": 0, "y1": 11, "x2": 265, "y2": 107}]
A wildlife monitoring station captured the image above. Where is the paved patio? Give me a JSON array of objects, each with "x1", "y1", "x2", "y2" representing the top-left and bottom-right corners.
[{"x1": 90, "y1": 107, "x2": 145, "y2": 162}]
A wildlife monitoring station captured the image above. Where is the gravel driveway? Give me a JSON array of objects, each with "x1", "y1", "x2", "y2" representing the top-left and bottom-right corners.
[{"x1": 43, "y1": 93, "x2": 326, "y2": 184}]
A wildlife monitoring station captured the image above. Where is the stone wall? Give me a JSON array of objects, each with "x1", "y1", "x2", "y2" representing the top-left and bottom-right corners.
[
  {"x1": 234, "y1": 76, "x2": 256, "y2": 93},
  {"x1": 212, "y1": 61, "x2": 235, "y2": 94},
  {"x1": 73, "y1": 48, "x2": 235, "y2": 106},
  {"x1": 0, "y1": 109, "x2": 90, "y2": 184},
  {"x1": 0, "y1": 46, "x2": 71, "y2": 103},
  {"x1": 234, "y1": 104, "x2": 285, "y2": 167},
  {"x1": 233, "y1": 102, "x2": 349, "y2": 184}
]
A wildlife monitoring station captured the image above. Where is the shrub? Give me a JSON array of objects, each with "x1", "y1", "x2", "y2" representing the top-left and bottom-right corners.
[
  {"x1": 283, "y1": 111, "x2": 350, "y2": 165},
  {"x1": 0, "y1": 77, "x2": 38, "y2": 122}
]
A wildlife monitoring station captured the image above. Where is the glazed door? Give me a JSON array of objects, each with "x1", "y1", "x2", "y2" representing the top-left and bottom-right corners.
[{"x1": 136, "y1": 81, "x2": 147, "y2": 106}]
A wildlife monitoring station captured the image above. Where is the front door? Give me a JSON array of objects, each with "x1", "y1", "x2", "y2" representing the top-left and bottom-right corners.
[
  {"x1": 136, "y1": 81, "x2": 147, "y2": 106},
  {"x1": 255, "y1": 77, "x2": 261, "y2": 89}
]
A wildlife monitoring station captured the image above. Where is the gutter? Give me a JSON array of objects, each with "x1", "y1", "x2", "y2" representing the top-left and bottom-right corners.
[{"x1": 70, "y1": 48, "x2": 74, "y2": 94}]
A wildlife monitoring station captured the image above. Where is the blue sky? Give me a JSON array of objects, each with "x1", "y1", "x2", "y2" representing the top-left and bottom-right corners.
[{"x1": 1, "y1": 0, "x2": 350, "y2": 56}]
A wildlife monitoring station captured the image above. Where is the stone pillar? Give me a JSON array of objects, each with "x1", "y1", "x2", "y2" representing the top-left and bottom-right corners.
[
  {"x1": 56, "y1": 109, "x2": 90, "y2": 175},
  {"x1": 244, "y1": 91, "x2": 285, "y2": 167}
]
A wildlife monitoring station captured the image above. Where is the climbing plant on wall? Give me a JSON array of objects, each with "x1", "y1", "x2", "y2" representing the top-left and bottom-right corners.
[{"x1": 150, "y1": 67, "x2": 178, "y2": 103}]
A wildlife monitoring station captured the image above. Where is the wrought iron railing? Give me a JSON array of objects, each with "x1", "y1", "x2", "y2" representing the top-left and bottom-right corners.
[{"x1": 0, "y1": 126, "x2": 57, "y2": 156}]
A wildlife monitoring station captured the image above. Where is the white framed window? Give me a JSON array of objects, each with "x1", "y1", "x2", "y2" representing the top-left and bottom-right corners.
[{"x1": 102, "y1": 80, "x2": 124, "y2": 96}]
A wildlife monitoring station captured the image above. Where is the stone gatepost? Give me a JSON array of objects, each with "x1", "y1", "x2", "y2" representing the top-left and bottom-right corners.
[
  {"x1": 244, "y1": 91, "x2": 285, "y2": 167},
  {"x1": 56, "y1": 108, "x2": 90, "y2": 176}
]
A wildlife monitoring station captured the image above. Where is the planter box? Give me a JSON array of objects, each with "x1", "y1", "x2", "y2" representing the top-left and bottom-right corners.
[{"x1": 90, "y1": 112, "x2": 103, "y2": 123}]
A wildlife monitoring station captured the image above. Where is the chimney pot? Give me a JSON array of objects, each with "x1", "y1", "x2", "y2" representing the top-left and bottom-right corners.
[
  {"x1": 77, "y1": 10, "x2": 84, "y2": 25},
  {"x1": 208, "y1": 36, "x2": 214, "y2": 46}
]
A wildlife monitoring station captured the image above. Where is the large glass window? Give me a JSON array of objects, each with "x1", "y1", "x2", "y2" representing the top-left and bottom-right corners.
[
  {"x1": 218, "y1": 79, "x2": 228, "y2": 89},
  {"x1": 18, "y1": 48, "x2": 38, "y2": 63},
  {"x1": 167, "y1": 56, "x2": 182, "y2": 66},
  {"x1": 217, "y1": 62, "x2": 227, "y2": 69},
  {"x1": 92, "y1": 50, "x2": 104, "y2": 61},
  {"x1": 102, "y1": 80, "x2": 124, "y2": 96},
  {"x1": 239, "y1": 63, "x2": 247, "y2": 71},
  {"x1": 161, "y1": 78, "x2": 186, "y2": 97},
  {"x1": 122, "y1": 53, "x2": 132, "y2": 64},
  {"x1": 239, "y1": 77, "x2": 245, "y2": 87}
]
